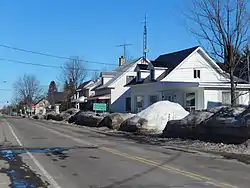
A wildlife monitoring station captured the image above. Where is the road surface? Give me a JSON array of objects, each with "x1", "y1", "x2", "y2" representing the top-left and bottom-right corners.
[{"x1": 0, "y1": 117, "x2": 249, "y2": 188}]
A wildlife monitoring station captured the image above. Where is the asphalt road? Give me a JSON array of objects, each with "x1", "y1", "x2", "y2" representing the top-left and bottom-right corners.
[{"x1": 0, "y1": 117, "x2": 249, "y2": 188}]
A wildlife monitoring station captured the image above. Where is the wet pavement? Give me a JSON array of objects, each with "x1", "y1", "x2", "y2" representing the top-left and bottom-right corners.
[{"x1": 0, "y1": 117, "x2": 250, "y2": 188}]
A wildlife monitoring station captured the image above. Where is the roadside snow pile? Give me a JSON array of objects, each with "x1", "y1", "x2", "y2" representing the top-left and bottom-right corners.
[
  {"x1": 98, "y1": 113, "x2": 135, "y2": 130},
  {"x1": 120, "y1": 101, "x2": 189, "y2": 133},
  {"x1": 46, "y1": 111, "x2": 63, "y2": 121},
  {"x1": 137, "y1": 101, "x2": 189, "y2": 132},
  {"x1": 60, "y1": 108, "x2": 80, "y2": 121},
  {"x1": 74, "y1": 111, "x2": 104, "y2": 127},
  {"x1": 163, "y1": 106, "x2": 250, "y2": 144},
  {"x1": 119, "y1": 115, "x2": 148, "y2": 132}
]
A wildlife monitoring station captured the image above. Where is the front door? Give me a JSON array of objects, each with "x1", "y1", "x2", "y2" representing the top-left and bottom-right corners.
[{"x1": 185, "y1": 92, "x2": 196, "y2": 112}]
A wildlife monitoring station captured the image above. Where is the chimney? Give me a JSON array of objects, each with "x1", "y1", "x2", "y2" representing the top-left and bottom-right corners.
[{"x1": 119, "y1": 56, "x2": 125, "y2": 66}]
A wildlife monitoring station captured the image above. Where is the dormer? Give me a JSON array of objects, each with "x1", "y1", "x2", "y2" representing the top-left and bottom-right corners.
[
  {"x1": 148, "y1": 62, "x2": 155, "y2": 81},
  {"x1": 100, "y1": 71, "x2": 116, "y2": 85},
  {"x1": 135, "y1": 64, "x2": 149, "y2": 82}
]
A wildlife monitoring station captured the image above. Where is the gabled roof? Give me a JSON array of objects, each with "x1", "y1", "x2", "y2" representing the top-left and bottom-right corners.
[
  {"x1": 35, "y1": 98, "x2": 48, "y2": 105},
  {"x1": 77, "y1": 80, "x2": 92, "y2": 90},
  {"x1": 95, "y1": 57, "x2": 143, "y2": 90},
  {"x1": 152, "y1": 46, "x2": 199, "y2": 69},
  {"x1": 137, "y1": 64, "x2": 148, "y2": 70},
  {"x1": 51, "y1": 92, "x2": 67, "y2": 104}
]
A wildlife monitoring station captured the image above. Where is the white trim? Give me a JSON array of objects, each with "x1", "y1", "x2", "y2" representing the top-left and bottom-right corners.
[
  {"x1": 165, "y1": 47, "x2": 227, "y2": 80},
  {"x1": 199, "y1": 82, "x2": 250, "y2": 89}
]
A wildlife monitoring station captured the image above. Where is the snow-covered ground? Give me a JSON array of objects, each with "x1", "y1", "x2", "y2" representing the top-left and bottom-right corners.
[{"x1": 137, "y1": 101, "x2": 189, "y2": 132}]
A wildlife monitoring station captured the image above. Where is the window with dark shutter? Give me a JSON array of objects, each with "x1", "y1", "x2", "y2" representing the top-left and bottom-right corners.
[
  {"x1": 194, "y1": 70, "x2": 200, "y2": 78},
  {"x1": 197, "y1": 70, "x2": 200, "y2": 78},
  {"x1": 193, "y1": 70, "x2": 196, "y2": 78}
]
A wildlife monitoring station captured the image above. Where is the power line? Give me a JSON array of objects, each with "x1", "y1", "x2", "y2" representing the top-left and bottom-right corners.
[
  {"x1": 0, "y1": 56, "x2": 233, "y2": 72},
  {"x1": 0, "y1": 44, "x2": 117, "y2": 66},
  {"x1": 0, "y1": 58, "x2": 102, "y2": 72}
]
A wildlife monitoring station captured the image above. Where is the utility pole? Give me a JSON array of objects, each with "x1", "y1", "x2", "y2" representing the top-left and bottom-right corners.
[
  {"x1": 247, "y1": 37, "x2": 250, "y2": 84},
  {"x1": 142, "y1": 14, "x2": 149, "y2": 62},
  {"x1": 116, "y1": 43, "x2": 132, "y2": 63}
]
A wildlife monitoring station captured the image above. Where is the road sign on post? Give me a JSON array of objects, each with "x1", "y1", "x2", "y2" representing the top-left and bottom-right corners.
[{"x1": 93, "y1": 103, "x2": 107, "y2": 112}]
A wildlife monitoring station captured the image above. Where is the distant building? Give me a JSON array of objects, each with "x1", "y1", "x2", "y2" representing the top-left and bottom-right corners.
[{"x1": 34, "y1": 98, "x2": 50, "y2": 115}]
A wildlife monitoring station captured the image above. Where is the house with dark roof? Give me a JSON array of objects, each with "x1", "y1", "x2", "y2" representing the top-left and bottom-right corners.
[
  {"x1": 71, "y1": 80, "x2": 99, "y2": 110},
  {"x1": 127, "y1": 46, "x2": 250, "y2": 113},
  {"x1": 48, "y1": 91, "x2": 68, "y2": 113},
  {"x1": 90, "y1": 56, "x2": 149, "y2": 112}
]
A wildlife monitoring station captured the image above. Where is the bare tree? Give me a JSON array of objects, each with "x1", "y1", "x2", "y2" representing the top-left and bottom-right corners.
[
  {"x1": 61, "y1": 56, "x2": 87, "y2": 89},
  {"x1": 187, "y1": 0, "x2": 250, "y2": 106},
  {"x1": 91, "y1": 71, "x2": 100, "y2": 81},
  {"x1": 13, "y1": 74, "x2": 42, "y2": 105}
]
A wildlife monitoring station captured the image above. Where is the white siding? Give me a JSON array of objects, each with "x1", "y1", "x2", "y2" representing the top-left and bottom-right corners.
[
  {"x1": 204, "y1": 89, "x2": 249, "y2": 108},
  {"x1": 204, "y1": 89, "x2": 221, "y2": 108},
  {"x1": 163, "y1": 50, "x2": 228, "y2": 83},
  {"x1": 141, "y1": 72, "x2": 150, "y2": 79},
  {"x1": 110, "y1": 66, "x2": 137, "y2": 113},
  {"x1": 155, "y1": 69, "x2": 165, "y2": 79},
  {"x1": 103, "y1": 77, "x2": 112, "y2": 85},
  {"x1": 239, "y1": 91, "x2": 249, "y2": 105}
]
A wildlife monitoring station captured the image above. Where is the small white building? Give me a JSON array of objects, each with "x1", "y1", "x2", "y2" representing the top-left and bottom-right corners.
[
  {"x1": 127, "y1": 46, "x2": 250, "y2": 113},
  {"x1": 34, "y1": 98, "x2": 50, "y2": 115},
  {"x1": 91, "y1": 56, "x2": 149, "y2": 113}
]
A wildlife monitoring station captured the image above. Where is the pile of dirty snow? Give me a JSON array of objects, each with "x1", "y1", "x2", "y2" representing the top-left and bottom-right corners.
[{"x1": 137, "y1": 101, "x2": 189, "y2": 132}]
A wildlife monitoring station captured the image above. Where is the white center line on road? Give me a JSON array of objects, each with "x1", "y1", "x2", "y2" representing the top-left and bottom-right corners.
[{"x1": 5, "y1": 120, "x2": 62, "y2": 188}]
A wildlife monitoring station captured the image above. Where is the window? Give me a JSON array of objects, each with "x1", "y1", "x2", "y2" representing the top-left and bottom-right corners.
[
  {"x1": 126, "y1": 76, "x2": 135, "y2": 84},
  {"x1": 193, "y1": 69, "x2": 200, "y2": 78},
  {"x1": 222, "y1": 92, "x2": 231, "y2": 105},
  {"x1": 185, "y1": 92, "x2": 195, "y2": 112},
  {"x1": 135, "y1": 96, "x2": 144, "y2": 112},
  {"x1": 136, "y1": 71, "x2": 141, "y2": 82},
  {"x1": 165, "y1": 95, "x2": 173, "y2": 102},
  {"x1": 150, "y1": 69, "x2": 155, "y2": 80},
  {"x1": 222, "y1": 91, "x2": 239, "y2": 105},
  {"x1": 149, "y1": 95, "x2": 158, "y2": 105},
  {"x1": 125, "y1": 97, "x2": 131, "y2": 112}
]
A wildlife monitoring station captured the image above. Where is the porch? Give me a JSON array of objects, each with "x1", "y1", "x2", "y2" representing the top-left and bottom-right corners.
[
  {"x1": 131, "y1": 82, "x2": 204, "y2": 113},
  {"x1": 131, "y1": 81, "x2": 250, "y2": 113}
]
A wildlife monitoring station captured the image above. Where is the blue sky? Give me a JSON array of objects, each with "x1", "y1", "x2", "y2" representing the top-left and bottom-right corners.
[{"x1": 0, "y1": 0, "x2": 198, "y2": 107}]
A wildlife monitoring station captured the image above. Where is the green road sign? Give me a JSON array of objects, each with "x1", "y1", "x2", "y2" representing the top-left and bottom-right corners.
[
  {"x1": 26, "y1": 108, "x2": 32, "y2": 113},
  {"x1": 93, "y1": 103, "x2": 107, "y2": 112}
]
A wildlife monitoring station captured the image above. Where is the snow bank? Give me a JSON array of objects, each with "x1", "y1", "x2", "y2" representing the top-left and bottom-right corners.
[{"x1": 137, "y1": 101, "x2": 189, "y2": 132}]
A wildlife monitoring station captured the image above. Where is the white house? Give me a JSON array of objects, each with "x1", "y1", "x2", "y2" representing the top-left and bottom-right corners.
[
  {"x1": 91, "y1": 56, "x2": 149, "y2": 113},
  {"x1": 71, "y1": 80, "x2": 95, "y2": 110},
  {"x1": 34, "y1": 98, "x2": 50, "y2": 115},
  {"x1": 126, "y1": 46, "x2": 250, "y2": 113}
]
